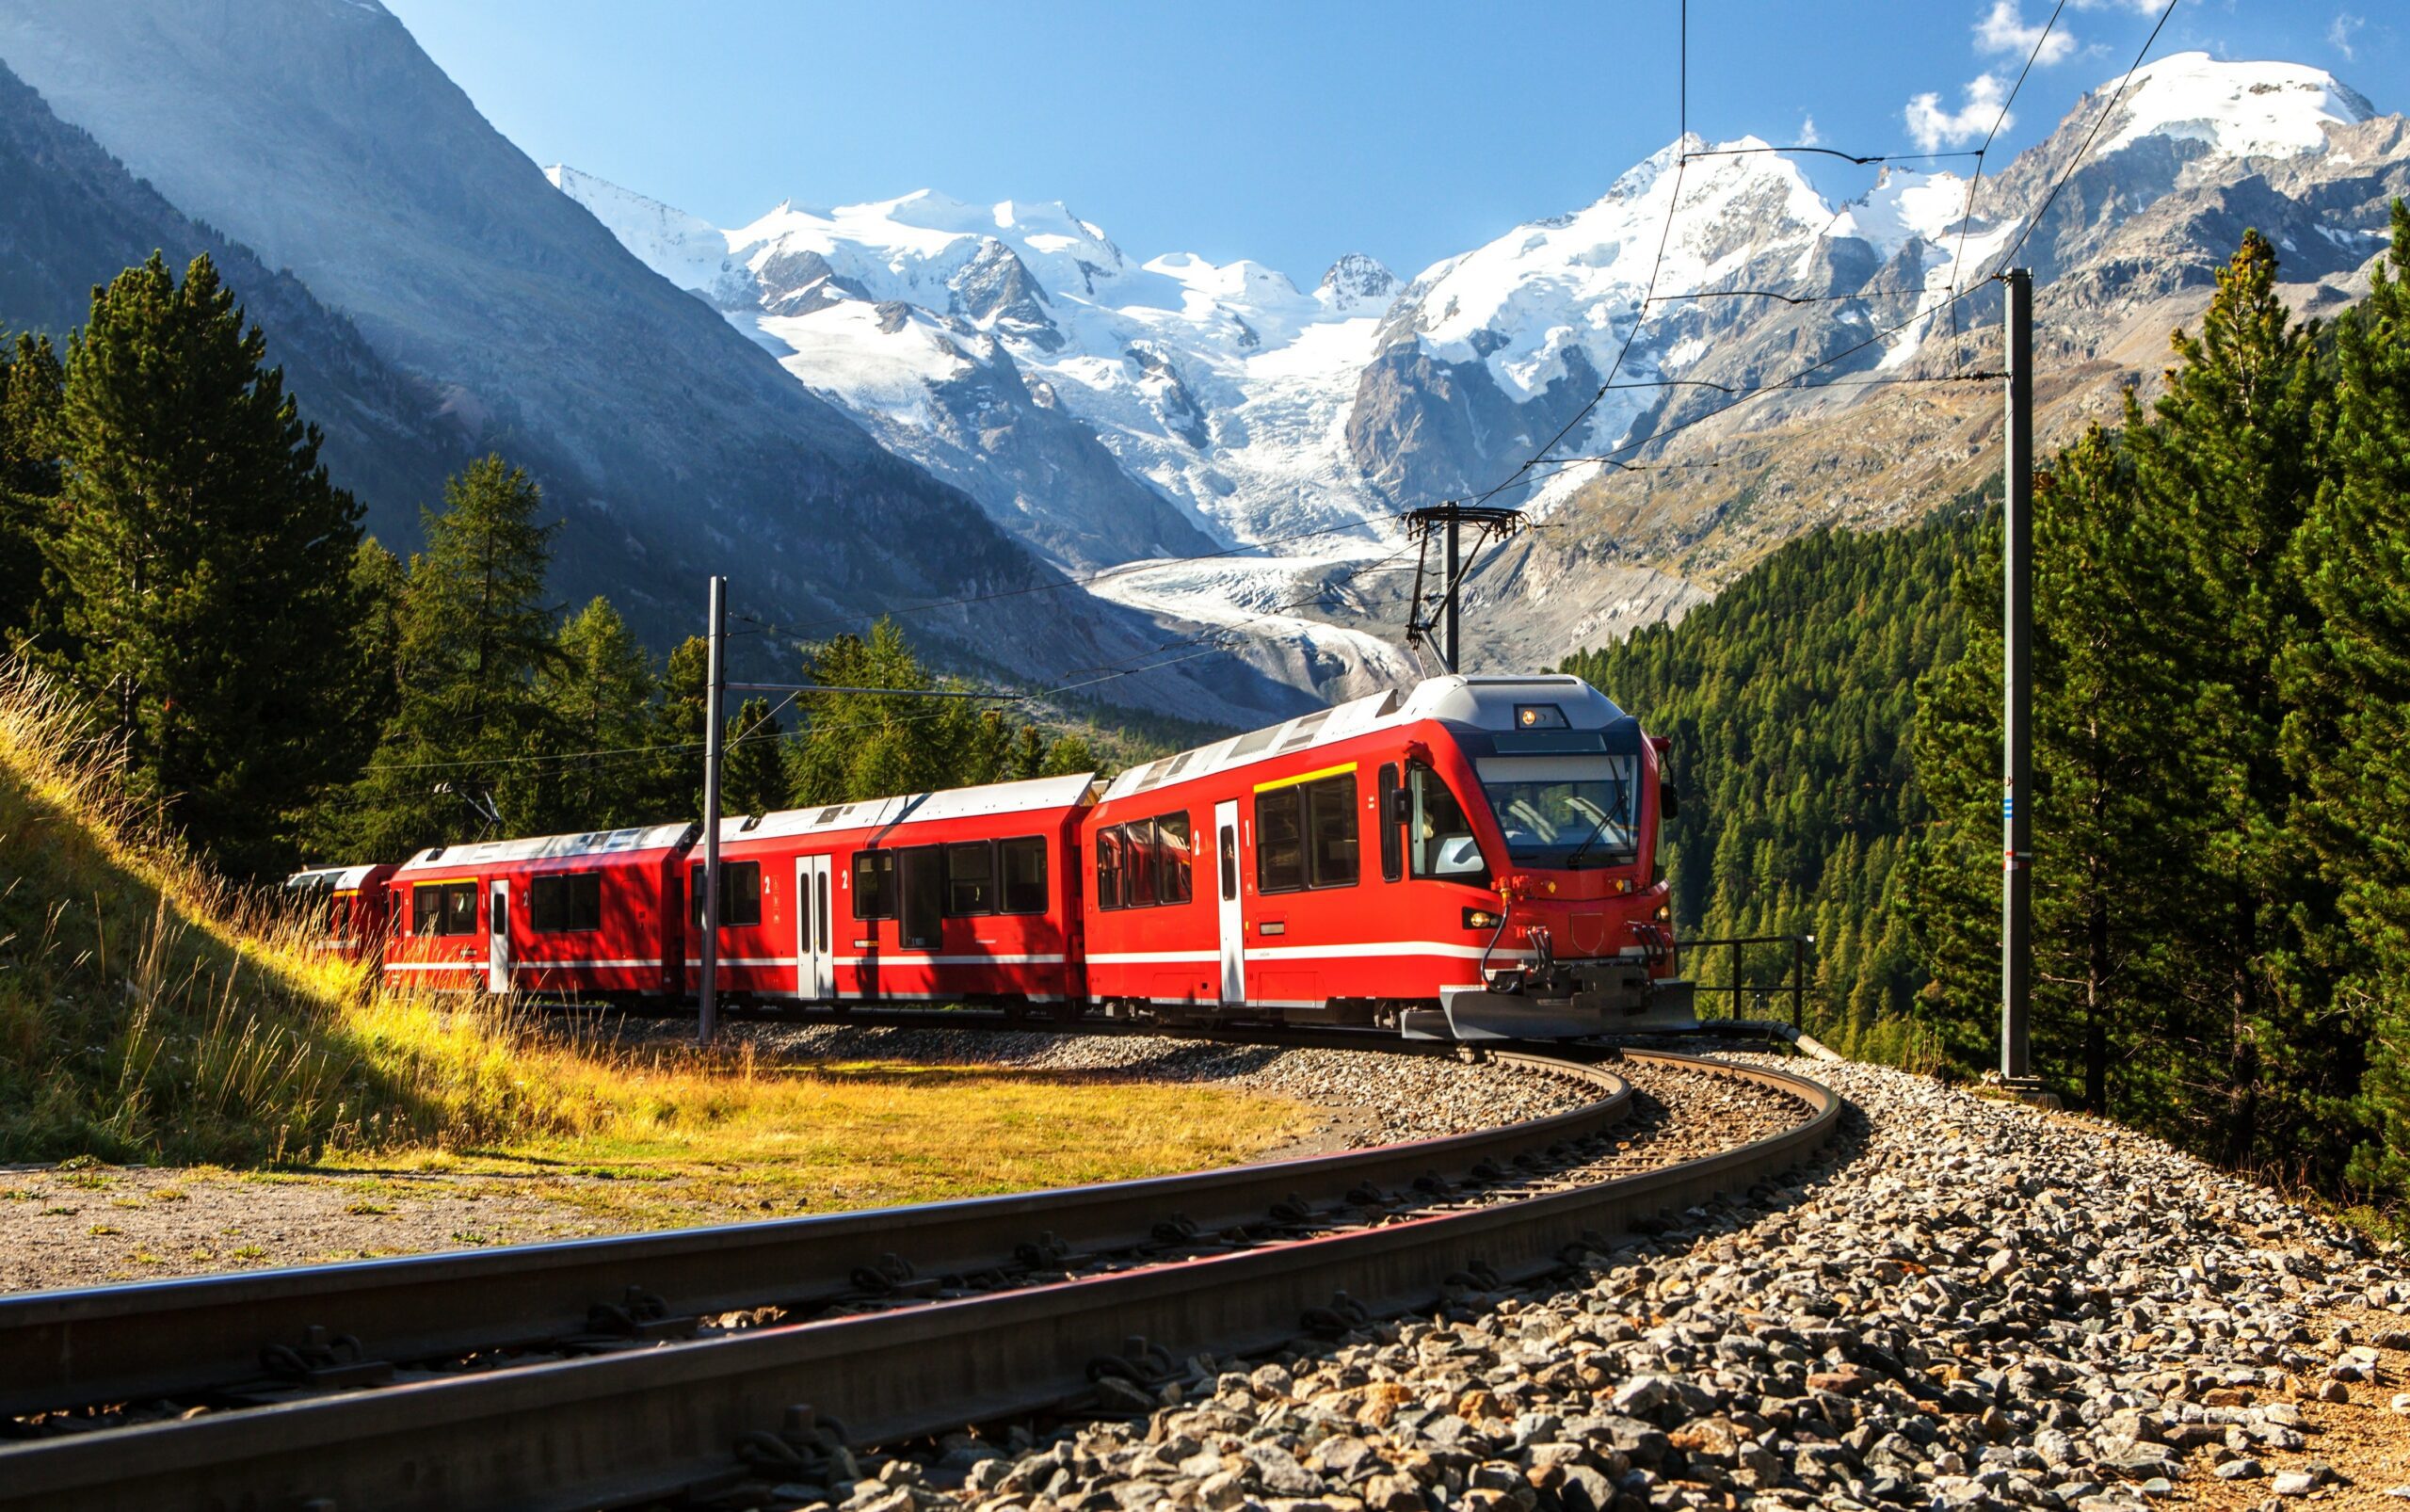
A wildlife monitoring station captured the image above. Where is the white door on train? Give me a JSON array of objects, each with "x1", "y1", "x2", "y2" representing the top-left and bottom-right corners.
[
  {"x1": 1214, "y1": 799, "x2": 1245, "y2": 1005},
  {"x1": 487, "y1": 878, "x2": 511, "y2": 994},
  {"x1": 795, "y1": 854, "x2": 834, "y2": 1001}
]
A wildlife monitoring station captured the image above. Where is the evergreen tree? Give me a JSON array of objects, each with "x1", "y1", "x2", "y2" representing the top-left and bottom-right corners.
[
  {"x1": 47, "y1": 252, "x2": 365, "y2": 875},
  {"x1": 0, "y1": 332, "x2": 63, "y2": 646},
  {"x1": 340, "y1": 456, "x2": 560, "y2": 857},
  {"x1": 654, "y1": 635, "x2": 711, "y2": 816},
  {"x1": 2124, "y1": 229, "x2": 2338, "y2": 1174},
  {"x1": 541, "y1": 596, "x2": 660, "y2": 830},
  {"x1": 720, "y1": 695, "x2": 793, "y2": 817},
  {"x1": 2024, "y1": 425, "x2": 2199, "y2": 1116},
  {"x1": 2283, "y1": 201, "x2": 2410, "y2": 1193}
]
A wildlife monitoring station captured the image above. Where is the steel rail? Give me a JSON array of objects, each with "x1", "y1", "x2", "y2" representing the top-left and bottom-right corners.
[
  {"x1": 0, "y1": 1053, "x2": 1839, "y2": 1512},
  {"x1": 0, "y1": 1043, "x2": 1625, "y2": 1417}
]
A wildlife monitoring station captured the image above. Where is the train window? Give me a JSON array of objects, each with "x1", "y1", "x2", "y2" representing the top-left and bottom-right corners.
[
  {"x1": 998, "y1": 837, "x2": 1048, "y2": 914},
  {"x1": 897, "y1": 846, "x2": 943, "y2": 949},
  {"x1": 1409, "y1": 764, "x2": 1487, "y2": 882},
  {"x1": 1377, "y1": 764, "x2": 1404, "y2": 882},
  {"x1": 530, "y1": 872, "x2": 603, "y2": 933},
  {"x1": 945, "y1": 841, "x2": 995, "y2": 916},
  {"x1": 852, "y1": 850, "x2": 893, "y2": 920},
  {"x1": 1218, "y1": 824, "x2": 1237, "y2": 901},
  {"x1": 1157, "y1": 812, "x2": 1193, "y2": 905},
  {"x1": 687, "y1": 861, "x2": 763, "y2": 928},
  {"x1": 816, "y1": 872, "x2": 830, "y2": 953},
  {"x1": 413, "y1": 881, "x2": 478, "y2": 937},
  {"x1": 1126, "y1": 820, "x2": 1158, "y2": 908},
  {"x1": 1096, "y1": 828, "x2": 1125, "y2": 910},
  {"x1": 1255, "y1": 788, "x2": 1306, "y2": 893},
  {"x1": 1306, "y1": 775, "x2": 1359, "y2": 888}
]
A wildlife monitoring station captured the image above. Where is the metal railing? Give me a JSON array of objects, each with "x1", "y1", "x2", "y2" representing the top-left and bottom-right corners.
[{"x1": 1684, "y1": 932, "x2": 1815, "y2": 1029}]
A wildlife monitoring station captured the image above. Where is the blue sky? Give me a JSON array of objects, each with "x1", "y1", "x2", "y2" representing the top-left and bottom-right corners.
[{"x1": 385, "y1": 0, "x2": 2403, "y2": 282}]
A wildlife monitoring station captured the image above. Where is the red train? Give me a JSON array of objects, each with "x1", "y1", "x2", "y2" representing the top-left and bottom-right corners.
[{"x1": 294, "y1": 674, "x2": 1694, "y2": 1039}]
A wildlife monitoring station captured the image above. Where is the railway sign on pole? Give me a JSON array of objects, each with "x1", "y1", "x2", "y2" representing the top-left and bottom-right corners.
[
  {"x1": 2001, "y1": 268, "x2": 2033, "y2": 1081},
  {"x1": 698, "y1": 574, "x2": 727, "y2": 1047}
]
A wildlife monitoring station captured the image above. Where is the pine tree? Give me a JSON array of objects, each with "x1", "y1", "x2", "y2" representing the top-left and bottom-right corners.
[
  {"x1": 2025, "y1": 425, "x2": 2198, "y2": 1116},
  {"x1": 0, "y1": 332, "x2": 63, "y2": 646},
  {"x1": 2125, "y1": 229, "x2": 2338, "y2": 1173},
  {"x1": 720, "y1": 695, "x2": 793, "y2": 817},
  {"x1": 541, "y1": 597, "x2": 660, "y2": 830},
  {"x1": 47, "y1": 253, "x2": 365, "y2": 875},
  {"x1": 654, "y1": 635, "x2": 711, "y2": 816},
  {"x1": 2283, "y1": 200, "x2": 2410, "y2": 1193},
  {"x1": 341, "y1": 456, "x2": 560, "y2": 857}
]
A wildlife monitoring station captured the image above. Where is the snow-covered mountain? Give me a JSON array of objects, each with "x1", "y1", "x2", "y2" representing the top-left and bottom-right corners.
[{"x1": 553, "y1": 52, "x2": 2401, "y2": 683}]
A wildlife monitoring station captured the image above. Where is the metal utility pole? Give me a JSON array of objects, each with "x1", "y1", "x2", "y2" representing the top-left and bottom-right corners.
[
  {"x1": 2001, "y1": 268, "x2": 2033, "y2": 1081},
  {"x1": 698, "y1": 574, "x2": 727, "y2": 1047},
  {"x1": 1443, "y1": 514, "x2": 1462, "y2": 674},
  {"x1": 1402, "y1": 504, "x2": 1526, "y2": 676}
]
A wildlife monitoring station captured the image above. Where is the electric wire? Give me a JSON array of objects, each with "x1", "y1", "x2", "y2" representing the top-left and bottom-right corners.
[
  {"x1": 2000, "y1": 0, "x2": 2182, "y2": 267},
  {"x1": 1948, "y1": 0, "x2": 2068, "y2": 345}
]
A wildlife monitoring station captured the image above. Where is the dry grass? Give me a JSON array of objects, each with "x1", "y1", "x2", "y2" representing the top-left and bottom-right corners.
[{"x1": 0, "y1": 658, "x2": 1311, "y2": 1181}]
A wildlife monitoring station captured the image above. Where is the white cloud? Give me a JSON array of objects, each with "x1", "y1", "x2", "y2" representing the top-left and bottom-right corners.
[
  {"x1": 1905, "y1": 73, "x2": 2012, "y2": 152},
  {"x1": 2328, "y1": 11, "x2": 2365, "y2": 61},
  {"x1": 1976, "y1": 0, "x2": 2078, "y2": 65},
  {"x1": 1798, "y1": 114, "x2": 1823, "y2": 147}
]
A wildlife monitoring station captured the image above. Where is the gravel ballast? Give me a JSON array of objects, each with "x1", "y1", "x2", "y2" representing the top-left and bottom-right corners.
[{"x1": 812, "y1": 1054, "x2": 2410, "y2": 1512}]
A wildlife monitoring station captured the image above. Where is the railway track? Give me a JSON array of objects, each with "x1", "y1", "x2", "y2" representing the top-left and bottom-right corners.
[{"x1": 0, "y1": 1039, "x2": 1840, "y2": 1512}]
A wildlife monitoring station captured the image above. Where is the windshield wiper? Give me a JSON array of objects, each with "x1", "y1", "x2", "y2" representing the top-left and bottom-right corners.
[{"x1": 1560, "y1": 777, "x2": 1631, "y2": 871}]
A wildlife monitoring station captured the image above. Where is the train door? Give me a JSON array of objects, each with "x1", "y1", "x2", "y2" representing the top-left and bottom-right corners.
[
  {"x1": 1214, "y1": 799, "x2": 1244, "y2": 1005},
  {"x1": 795, "y1": 854, "x2": 833, "y2": 1001},
  {"x1": 487, "y1": 877, "x2": 511, "y2": 994}
]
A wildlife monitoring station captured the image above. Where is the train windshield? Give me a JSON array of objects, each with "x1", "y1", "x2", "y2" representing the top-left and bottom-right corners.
[{"x1": 1474, "y1": 754, "x2": 1638, "y2": 868}]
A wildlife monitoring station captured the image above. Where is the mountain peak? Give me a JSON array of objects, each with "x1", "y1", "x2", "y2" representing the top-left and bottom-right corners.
[
  {"x1": 2103, "y1": 52, "x2": 2376, "y2": 160},
  {"x1": 1317, "y1": 252, "x2": 1396, "y2": 312}
]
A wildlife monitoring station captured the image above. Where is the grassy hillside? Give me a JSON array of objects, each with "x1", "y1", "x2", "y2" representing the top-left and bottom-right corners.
[{"x1": 0, "y1": 657, "x2": 1308, "y2": 1179}]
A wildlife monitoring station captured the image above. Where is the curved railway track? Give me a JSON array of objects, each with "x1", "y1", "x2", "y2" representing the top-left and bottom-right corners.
[{"x1": 0, "y1": 1037, "x2": 1840, "y2": 1512}]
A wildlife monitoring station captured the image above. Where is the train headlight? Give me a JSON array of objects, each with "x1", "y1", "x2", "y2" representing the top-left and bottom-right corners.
[{"x1": 1464, "y1": 907, "x2": 1502, "y2": 930}]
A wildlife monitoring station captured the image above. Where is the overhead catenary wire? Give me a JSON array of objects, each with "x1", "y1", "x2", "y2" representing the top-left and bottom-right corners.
[
  {"x1": 1948, "y1": 0, "x2": 2068, "y2": 346},
  {"x1": 2000, "y1": 0, "x2": 2182, "y2": 268}
]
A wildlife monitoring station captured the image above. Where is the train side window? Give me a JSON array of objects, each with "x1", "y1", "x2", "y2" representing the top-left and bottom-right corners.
[
  {"x1": 1157, "y1": 812, "x2": 1193, "y2": 904},
  {"x1": 816, "y1": 872, "x2": 830, "y2": 952},
  {"x1": 998, "y1": 836, "x2": 1048, "y2": 914},
  {"x1": 1127, "y1": 819, "x2": 1159, "y2": 908},
  {"x1": 688, "y1": 861, "x2": 763, "y2": 928},
  {"x1": 897, "y1": 845, "x2": 944, "y2": 949},
  {"x1": 531, "y1": 872, "x2": 602, "y2": 932},
  {"x1": 420, "y1": 881, "x2": 476, "y2": 937},
  {"x1": 1408, "y1": 764, "x2": 1487, "y2": 883},
  {"x1": 1256, "y1": 788, "x2": 1306, "y2": 893},
  {"x1": 1096, "y1": 828, "x2": 1125, "y2": 910},
  {"x1": 945, "y1": 841, "x2": 995, "y2": 916},
  {"x1": 1306, "y1": 774, "x2": 1359, "y2": 888},
  {"x1": 1218, "y1": 824, "x2": 1237, "y2": 901},
  {"x1": 851, "y1": 850, "x2": 893, "y2": 920},
  {"x1": 1377, "y1": 764, "x2": 1403, "y2": 882}
]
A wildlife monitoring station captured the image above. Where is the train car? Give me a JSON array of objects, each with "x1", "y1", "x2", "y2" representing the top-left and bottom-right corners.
[
  {"x1": 281, "y1": 862, "x2": 398, "y2": 965},
  {"x1": 1080, "y1": 673, "x2": 1690, "y2": 1039},
  {"x1": 689, "y1": 773, "x2": 1093, "y2": 1008},
  {"x1": 382, "y1": 824, "x2": 698, "y2": 998}
]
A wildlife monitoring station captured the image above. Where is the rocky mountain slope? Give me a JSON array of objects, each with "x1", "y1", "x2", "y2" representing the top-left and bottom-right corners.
[
  {"x1": 554, "y1": 53, "x2": 2405, "y2": 679},
  {"x1": 0, "y1": 0, "x2": 1314, "y2": 725},
  {"x1": 0, "y1": 58, "x2": 468, "y2": 544}
]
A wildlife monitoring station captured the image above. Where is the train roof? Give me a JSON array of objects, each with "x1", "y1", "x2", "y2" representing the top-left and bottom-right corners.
[
  {"x1": 719, "y1": 770, "x2": 1098, "y2": 845},
  {"x1": 1100, "y1": 674, "x2": 1627, "y2": 803},
  {"x1": 283, "y1": 862, "x2": 386, "y2": 891},
  {"x1": 397, "y1": 822, "x2": 700, "y2": 873}
]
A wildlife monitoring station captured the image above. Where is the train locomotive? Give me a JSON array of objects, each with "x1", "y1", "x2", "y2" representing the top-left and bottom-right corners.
[{"x1": 296, "y1": 673, "x2": 1695, "y2": 1041}]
